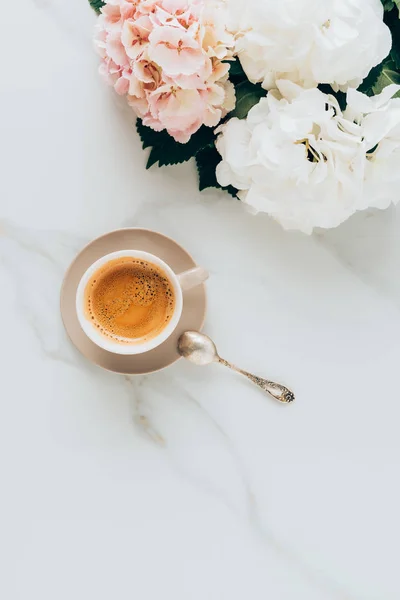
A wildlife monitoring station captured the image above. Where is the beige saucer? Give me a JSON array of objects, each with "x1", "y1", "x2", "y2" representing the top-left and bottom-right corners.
[{"x1": 60, "y1": 228, "x2": 207, "y2": 374}]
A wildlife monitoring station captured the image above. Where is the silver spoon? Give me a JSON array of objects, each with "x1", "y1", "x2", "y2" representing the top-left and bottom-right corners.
[{"x1": 178, "y1": 331, "x2": 295, "y2": 404}]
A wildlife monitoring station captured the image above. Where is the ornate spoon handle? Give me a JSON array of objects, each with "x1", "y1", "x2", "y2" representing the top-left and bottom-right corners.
[{"x1": 217, "y1": 357, "x2": 295, "y2": 403}]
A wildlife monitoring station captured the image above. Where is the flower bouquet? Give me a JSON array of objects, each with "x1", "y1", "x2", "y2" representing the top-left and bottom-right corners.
[{"x1": 91, "y1": 0, "x2": 400, "y2": 233}]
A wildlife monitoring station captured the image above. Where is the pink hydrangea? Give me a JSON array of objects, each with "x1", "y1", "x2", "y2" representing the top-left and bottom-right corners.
[{"x1": 95, "y1": 0, "x2": 235, "y2": 143}]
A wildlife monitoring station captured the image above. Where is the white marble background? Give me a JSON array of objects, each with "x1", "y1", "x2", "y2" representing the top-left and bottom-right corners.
[{"x1": 1, "y1": 1, "x2": 400, "y2": 599}]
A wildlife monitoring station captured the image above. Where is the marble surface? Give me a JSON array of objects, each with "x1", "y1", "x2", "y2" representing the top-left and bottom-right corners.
[{"x1": 2, "y1": 2, "x2": 400, "y2": 599}]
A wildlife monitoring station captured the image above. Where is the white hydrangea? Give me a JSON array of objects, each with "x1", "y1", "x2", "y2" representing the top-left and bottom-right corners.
[
  {"x1": 228, "y1": 0, "x2": 391, "y2": 91},
  {"x1": 346, "y1": 86, "x2": 400, "y2": 211},
  {"x1": 215, "y1": 81, "x2": 400, "y2": 233}
]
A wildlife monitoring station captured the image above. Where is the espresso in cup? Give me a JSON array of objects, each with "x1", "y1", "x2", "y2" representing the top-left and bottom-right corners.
[
  {"x1": 84, "y1": 256, "x2": 175, "y2": 345},
  {"x1": 76, "y1": 249, "x2": 208, "y2": 355}
]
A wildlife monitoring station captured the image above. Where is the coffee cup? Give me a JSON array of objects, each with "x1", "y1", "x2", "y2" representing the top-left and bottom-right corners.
[{"x1": 76, "y1": 249, "x2": 208, "y2": 355}]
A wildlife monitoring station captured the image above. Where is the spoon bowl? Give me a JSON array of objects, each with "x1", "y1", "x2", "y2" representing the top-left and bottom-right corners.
[{"x1": 178, "y1": 331, "x2": 218, "y2": 365}]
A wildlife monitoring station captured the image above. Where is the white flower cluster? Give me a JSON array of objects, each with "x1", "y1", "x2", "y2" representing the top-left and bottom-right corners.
[
  {"x1": 216, "y1": 82, "x2": 400, "y2": 233},
  {"x1": 215, "y1": 0, "x2": 400, "y2": 232},
  {"x1": 229, "y1": 0, "x2": 391, "y2": 91}
]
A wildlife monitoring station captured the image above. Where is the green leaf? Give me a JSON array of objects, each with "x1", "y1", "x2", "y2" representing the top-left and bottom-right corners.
[
  {"x1": 358, "y1": 63, "x2": 385, "y2": 96},
  {"x1": 373, "y1": 62, "x2": 400, "y2": 96},
  {"x1": 230, "y1": 81, "x2": 267, "y2": 120},
  {"x1": 391, "y1": 42, "x2": 400, "y2": 71},
  {"x1": 387, "y1": 8, "x2": 400, "y2": 68},
  {"x1": 136, "y1": 119, "x2": 215, "y2": 168},
  {"x1": 88, "y1": 0, "x2": 105, "y2": 13},
  {"x1": 196, "y1": 146, "x2": 219, "y2": 191},
  {"x1": 383, "y1": 5, "x2": 400, "y2": 71},
  {"x1": 195, "y1": 146, "x2": 238, "y2": 198},
  {"x1": 380, "y1": 0, "x2": 400, "y2": 12},
  {"x1": 359, "y1": 4, "x2": 400, "y2": 96},
  {"x1": 227, "y1": 60, "x2": 246, "y2": 78},
  {"x1": 381, "y1": 0, "x2": 395, "y2": 11},
  {"x1": 136, "y1": 119, "x2": 166, "y2": 150},
  {"x1": 223, "y1": 59, "x2": 247, "y2": 85}
]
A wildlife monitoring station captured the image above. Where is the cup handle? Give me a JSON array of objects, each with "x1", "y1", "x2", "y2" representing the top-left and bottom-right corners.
[{"x1": 177, "y1": 267, "x2": 208, "y2": 291}]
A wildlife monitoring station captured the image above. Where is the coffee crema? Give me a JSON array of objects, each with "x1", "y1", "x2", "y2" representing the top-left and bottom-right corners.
[{"x1": 84, "y1": 257, "x2": 175, "y2": 344}]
